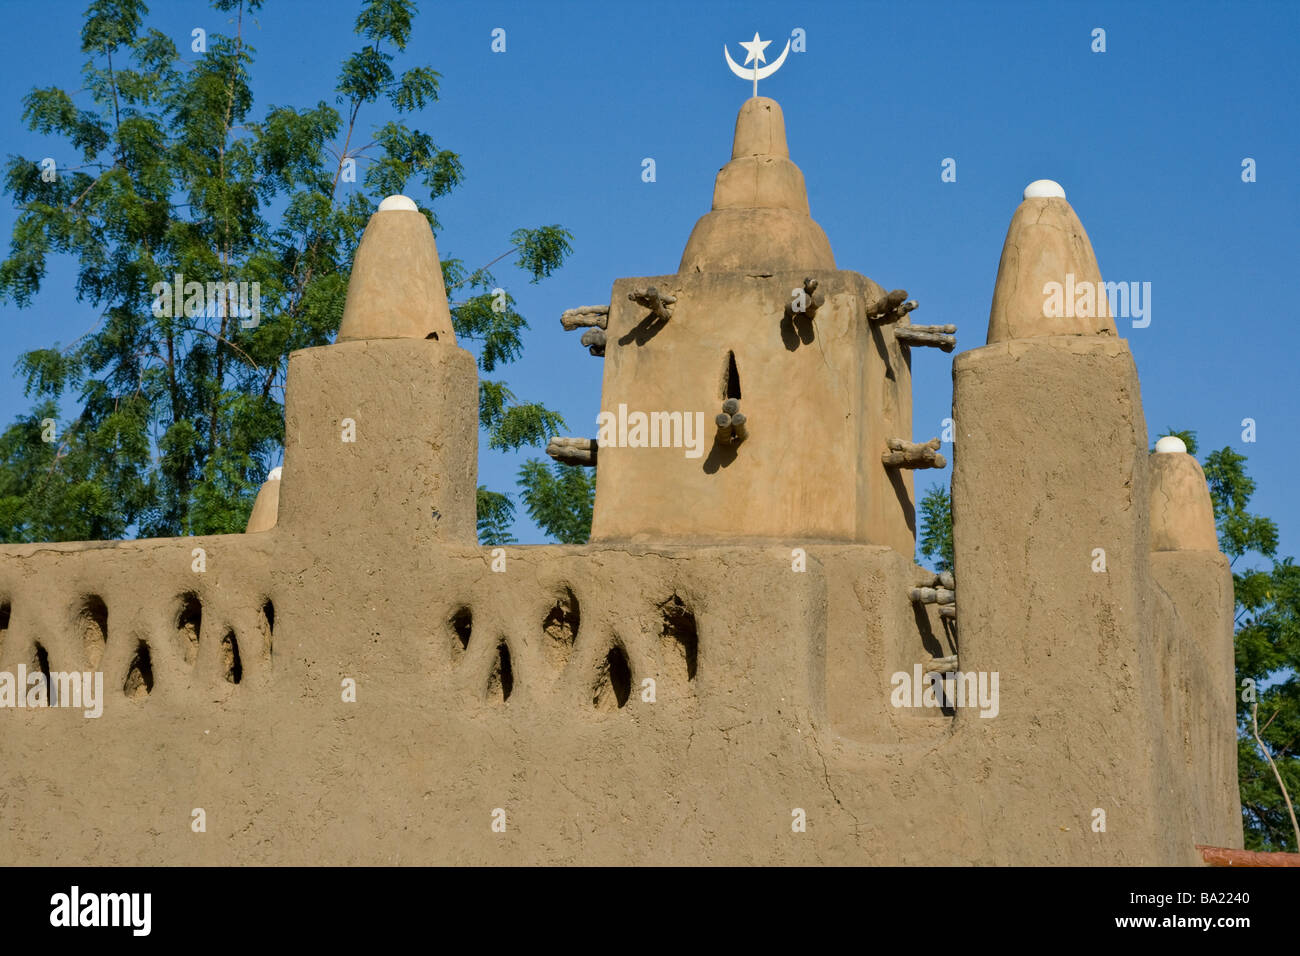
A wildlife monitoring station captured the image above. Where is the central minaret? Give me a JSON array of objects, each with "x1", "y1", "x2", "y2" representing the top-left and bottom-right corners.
[
  {"x1": 679, "y1": 97, "x2": 835, "y2": 274},
  {"x1": 584, "y1": 98, "x2": 918, "y2": 551}
]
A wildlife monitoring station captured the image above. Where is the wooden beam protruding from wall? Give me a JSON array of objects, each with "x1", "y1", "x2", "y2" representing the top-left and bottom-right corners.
[{"x1": 882, "y1": 436, "x2": 946, "y2": 469}]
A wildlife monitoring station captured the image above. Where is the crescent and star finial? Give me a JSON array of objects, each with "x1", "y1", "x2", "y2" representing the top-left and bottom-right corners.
[{"x1": 723, "y1": 31, "x2": 791, "y2": 97}]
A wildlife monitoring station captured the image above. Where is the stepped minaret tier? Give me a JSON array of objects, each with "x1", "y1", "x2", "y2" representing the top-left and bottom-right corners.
[
  {"x1": 679, "y1": 97, "x2": 835, "y2": 274},
  {"x1": 576, "y1": 97, "x2": 938, "y2": 551}
]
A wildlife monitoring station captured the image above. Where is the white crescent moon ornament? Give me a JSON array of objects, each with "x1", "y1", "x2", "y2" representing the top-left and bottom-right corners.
[{"x1": 724, "y1": 34, "x2": 791, "y2": 97}]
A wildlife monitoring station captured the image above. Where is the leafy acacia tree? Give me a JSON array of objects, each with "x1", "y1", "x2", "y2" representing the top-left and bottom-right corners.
[
  {"x1": 917, "y1": 485, "x2": 953, "y2": 573},
  {"x1": 477, "y1": 461, "x2": 595, "y2": 546},
  {"x1": 918, "y1": 432, "x2": 1298, "y2": 851},
  {"x1": 0, "y1": 0, "x2": 576, "y2": 543},
  {"x1": 517, "y1": 460, "x2": 595, "y2": 545}
]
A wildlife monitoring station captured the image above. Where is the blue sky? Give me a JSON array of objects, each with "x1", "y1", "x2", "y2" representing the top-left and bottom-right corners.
[{"x1": 0, "y1": 0, "x2": 1297, "y2": 562}]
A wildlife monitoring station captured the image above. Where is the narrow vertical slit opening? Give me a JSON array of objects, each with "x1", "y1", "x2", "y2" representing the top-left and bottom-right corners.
[{"x1": 723, "y1": 351, "x2": 742, "y2": 400}]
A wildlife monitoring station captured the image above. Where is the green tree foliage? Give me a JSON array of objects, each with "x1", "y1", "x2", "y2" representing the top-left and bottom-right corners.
[
  {"x1": 917, "y1": 484, "x2": 953, "y2": 572},
  {"x1": 0, "y1": 0, "x2": 573, "y2": 543},
  {"x1": 475, "y1": 485, "x2": 515, "y2": 546},
  {"x1": 517, "y1": 459, "x2": 594, "y2": 545}
]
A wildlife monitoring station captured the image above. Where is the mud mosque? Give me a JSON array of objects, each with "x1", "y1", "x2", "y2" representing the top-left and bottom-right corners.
[{"x1": 0, "y1": 90, "x2": 1241, "y2": 864}]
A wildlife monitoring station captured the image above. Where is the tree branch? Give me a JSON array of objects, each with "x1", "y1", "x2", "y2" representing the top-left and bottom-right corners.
[{"x1": 1253, "y1": 701, "x2": 1300, "y2": 851}]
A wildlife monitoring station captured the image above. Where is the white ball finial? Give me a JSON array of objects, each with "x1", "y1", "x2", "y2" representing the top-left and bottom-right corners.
[
  {"x1": 378, "y1": 195, "x2": 418, "y2": 212},
  {"x1": 1023, "y1": 179, "x2": 1066, "y2": 200},
  {"x1": 268, "y1": 466, "x2": 283, "y2": 481},
  {"x1": 1155, "y1": 436, "x2": 1187, "y2": 455}
]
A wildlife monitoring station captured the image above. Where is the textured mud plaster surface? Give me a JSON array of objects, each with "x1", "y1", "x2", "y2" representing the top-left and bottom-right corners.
[
  {"x1": 245, "y1": 476, "x2": 280, "y2": 533},
  {"x1": 0, "y1": 350, "x2": 1242, "y2": 864},
  {"x1": 1149, "y1": 452, "x2": 1219, "y2": 551},
  {"x1": 0, "y1": 534, "x2": 889, "y2": 864},
  {"x1": 591, "y1": 270, "x2": 913, "y2": 551},
  {"x1": 1150, "y1": 551, "x2": 1242, "y2": 850},
  {"x1": 952, "y1": 335, "x2": 1239, "y2": 863},
  {"x1": 986, "y1": 197, "x2": 1117, "y2": 343},
  {"x1": 0, "y1": 525, "x2": 1219, "y2": 864},
  {"x1": 336, "y1": 206, "x2": 456, "y2": 342},
  {"x1": 280, "y1": 338, "x2": 479, "y2": 545},
  {"x1": 600, "y1": 95, "x2": 913, "y2": 549}
]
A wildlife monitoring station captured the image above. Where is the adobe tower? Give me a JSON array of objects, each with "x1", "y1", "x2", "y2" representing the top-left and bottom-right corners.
[{"x1": 560, "y1": 97, "x2": 945, "y2": 553}]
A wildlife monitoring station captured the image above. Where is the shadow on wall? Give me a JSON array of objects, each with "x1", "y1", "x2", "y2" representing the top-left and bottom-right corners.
[
  {"x1": 444, "y1": 586, "x2": 699, "y2": 712},
  {"x1": 0, "y1": 586, "x2": 275, "y2": 701}
]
